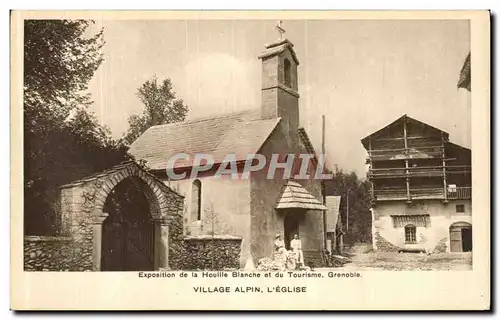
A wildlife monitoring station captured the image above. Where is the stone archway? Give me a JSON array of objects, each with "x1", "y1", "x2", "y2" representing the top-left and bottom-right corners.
[
  {"x1": 59, "y1": 161, "x2": 183, "y2": 271},
  {"x1": 100, "y1": 176, "x2": 156, "y2": 271}
]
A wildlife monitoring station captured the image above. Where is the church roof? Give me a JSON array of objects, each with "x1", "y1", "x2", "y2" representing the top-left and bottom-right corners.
[
  {"x1": 129, "y1": 109, "x2": 281, "y2": 170},
  {"x1": 276, "y1": 180, "x2": 327, "y2": 211}
]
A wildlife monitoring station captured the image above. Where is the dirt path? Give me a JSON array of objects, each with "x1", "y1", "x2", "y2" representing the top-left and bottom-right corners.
[{"x1": 332, "y1": 244, "x2": 473, "y2": 271}]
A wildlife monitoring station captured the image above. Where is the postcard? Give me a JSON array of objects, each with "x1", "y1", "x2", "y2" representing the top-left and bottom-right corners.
[{"x1": 10, "y1": 10, "x2": 490, "y2": 310}]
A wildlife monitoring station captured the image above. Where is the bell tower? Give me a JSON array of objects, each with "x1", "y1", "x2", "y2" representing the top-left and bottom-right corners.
[{"x1": 258, "y1": 21, "x2": 300, "y2": 134}]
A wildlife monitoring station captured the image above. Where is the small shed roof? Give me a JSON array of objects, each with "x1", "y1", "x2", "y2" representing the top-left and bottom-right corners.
[
  {"x1": 325, "y1": 196, "x2": 341, "y2": 232},
  {"x1": 276, "y1": 180, "x2": 327, "y2": 211}
]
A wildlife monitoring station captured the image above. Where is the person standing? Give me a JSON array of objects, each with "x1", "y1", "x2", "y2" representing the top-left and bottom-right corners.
[{"x1": 290, "y1": 234, "x2": 304, "y2": 265}]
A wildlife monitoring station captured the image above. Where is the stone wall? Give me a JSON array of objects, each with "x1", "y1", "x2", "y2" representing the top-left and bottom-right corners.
[
  {"x1": 182, "y1": 235, "x2": 242, "y2": 270},
  {"x1": 433, "y1": 238, "x2": 448, "y2": 253},
  {"x1": 374, "y1": 232, "x2": 401, "y2": 252},
  {"x1": 156, "y1": 181, "x2": 185, "y2": 270},
  {"x1": 24, "y1": 236, "x2": 92, "y2": 271},
  {"x1": 26, "y1": 182, "x2": 93, "y2": 271},
  {"x1": 372, "y1": 199, "x2": 472, "y2": 253},
  {"x1": 27, "y1": 162, "x2": 186, "y2": 271}
]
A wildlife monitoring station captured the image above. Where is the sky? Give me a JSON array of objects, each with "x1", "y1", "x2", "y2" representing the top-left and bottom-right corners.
[{"x1": 87, "y1": 19, "x2": 471, "y2": 175}]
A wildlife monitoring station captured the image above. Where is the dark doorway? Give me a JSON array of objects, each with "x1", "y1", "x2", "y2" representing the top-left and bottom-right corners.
[
  {"x1": 284, "y1": 211, "x2": 301, "y2": 250},
  {"x1": 101, "y1": 177, "x2": 155, "y2": 271},
  {"x1": 461, "y1": 227, "x2": 472, "y2": 252}
]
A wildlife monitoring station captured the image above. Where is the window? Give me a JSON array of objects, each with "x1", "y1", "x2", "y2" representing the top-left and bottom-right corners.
[
  {"x1": 405, "y1": 224, "x2": 417, "y2": 243},
  {"x1": 456, "y1": 204, "x2": 465, "y2": 213},
  {"x1": 284, "y1": 58, "x2": 292, "y2": 88},
  {"x1": 191, "y1": 179, "x2": 202, "y2": 221}
]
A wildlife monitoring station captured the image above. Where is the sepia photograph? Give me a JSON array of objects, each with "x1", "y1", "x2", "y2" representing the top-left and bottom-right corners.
[{"x1": 10, "y1": 10, "x2": 490, "y2": 310}]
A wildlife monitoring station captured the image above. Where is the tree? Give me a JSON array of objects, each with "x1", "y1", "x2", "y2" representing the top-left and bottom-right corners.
[
  {"x1": 124, "y1": 75, "x2": 188, "y2": 144},
  {"x1": 24, "y1": 20, "x2": 129, "y2": 235},
  {"x1": 24, "y1": 20, "x2": 104, "y2": 120}
]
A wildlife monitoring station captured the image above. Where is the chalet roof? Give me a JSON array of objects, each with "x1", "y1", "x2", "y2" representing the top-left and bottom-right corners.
[
  {"x1": 445, "y1": 141, "x2": 471, "y2": 162},
  {"x1": 275, "y1": 180, "x2": 327, "y2": 211},
  {"x1": 361, "y1": 114, "x2": 450, "y2": 149},
  {"x1": 445, "y1": 141, "x2": 471, "y2": 153},
  {"x1": 129, "y1": 109, "x2": 281, "y2": 170}
]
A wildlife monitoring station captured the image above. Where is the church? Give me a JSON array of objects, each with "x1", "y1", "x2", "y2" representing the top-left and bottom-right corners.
[
  {"x1": 129, "y1": 30, "x2": 328, "y2": 268},
  {"x1": 23, "y1": 25, "x2": 331, "y2": 272}
]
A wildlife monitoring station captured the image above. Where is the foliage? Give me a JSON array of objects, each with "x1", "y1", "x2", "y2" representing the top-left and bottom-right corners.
[
  {"x1": 124, "y1": 75, "x2": 188, "y2": 144},
  {"x1": 24, "y1": 20, "x2": 129, "y2": 235},
  {"x1": 24, "y1": 20, "x2": 104, "y2": 120},
  {"x1": 325, "y1": 170, "x2": 372, "y2": 244}
]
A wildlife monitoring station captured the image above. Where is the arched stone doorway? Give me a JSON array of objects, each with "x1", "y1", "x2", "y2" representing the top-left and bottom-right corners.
[
  {"x1": 449, "y1": 222, "x2": 472, "y2": 252},
  {"x1": 58, "y1": 161, "x2": 184, "y2": 271},
  {"x1": 101, "y1": 176, "x2": 156, "y2": 271}
]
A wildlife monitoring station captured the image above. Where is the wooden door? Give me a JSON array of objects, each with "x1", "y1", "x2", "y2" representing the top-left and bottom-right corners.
[
  {"x1": 449, "y1": 227, "x2": 463, "y2": 252},
  {"x1": 125, "y1": 221, "x2": 154, "y2": 271},
  {"x1": 102, "y1": 219, "x2": 126, "y2": 271}
]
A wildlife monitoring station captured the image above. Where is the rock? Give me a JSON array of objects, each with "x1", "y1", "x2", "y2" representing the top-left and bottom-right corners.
[
  {"x1": 256, "y1": 257, "x2": 286, "y2": 271},
  {"x1": 327, "y1": 255, "x2": 351, "y2": 267}
]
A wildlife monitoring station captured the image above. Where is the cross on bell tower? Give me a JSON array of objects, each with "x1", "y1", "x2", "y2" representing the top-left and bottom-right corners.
[
  {"x1": 275, "y1": 20, "x2": 286, "y2": 40},
  {"x1": 258, "y1": 19, "x2": 300, "y2": 134}
]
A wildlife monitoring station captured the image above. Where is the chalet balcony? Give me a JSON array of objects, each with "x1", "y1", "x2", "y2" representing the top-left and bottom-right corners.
[
  {"x1": 368, "y1": 165, "x2": 471, "y2": 179},
  {"x1": 447, "y1": 186, "x2": 472, "y2": 200},
  {"x1": 369, "y1": 167, "x2": 443, "y2": 179},
  {"x1": 373, "y1": 186, "x2": 471, "y2": 201},
  {"x1": 367, "y1": 146, "x2": 444, "y2": 162}
]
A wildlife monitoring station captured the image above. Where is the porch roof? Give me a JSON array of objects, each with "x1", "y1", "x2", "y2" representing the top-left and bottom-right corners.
[{"x1": 275, "y1": 180, "x2": 328, "y2": 211}]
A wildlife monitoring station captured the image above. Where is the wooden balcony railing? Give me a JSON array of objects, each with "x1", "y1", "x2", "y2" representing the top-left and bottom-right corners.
[
  {"x1": 374, "y1": 188, "x2": 408, "y2": 200},
  {"x1": 409, "y1": 187, "x2": 444, "y2": 199},
  {"x1": 368, "y1": 146, "x2": 444, "y2": 161},
  {"x1": 368, "y1": 165, "x2": 471, "y2": 179},
  {"x1": 447, "y1": 186, "x2": 472, "y2": 200},
  {"x1": 373, "y1": 186, "x2": 471, "y2": 201}
]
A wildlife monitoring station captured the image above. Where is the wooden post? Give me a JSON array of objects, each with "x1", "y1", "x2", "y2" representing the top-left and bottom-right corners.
[
  {"x1": 346, "y1": 190, "x2": 349, "y2": 232},
  {"x1": 403, "y1": 116, "x2": 411, "y2": 203},
  {"x1": 321, "y1": 115, "x2": 328, "y2": 255},
  {"x1": 442, "y1": 132, "x2": 448, "y2": 202},
  {"x1": 368, "y1": 137, "x2": 375, "y2": 204}
]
